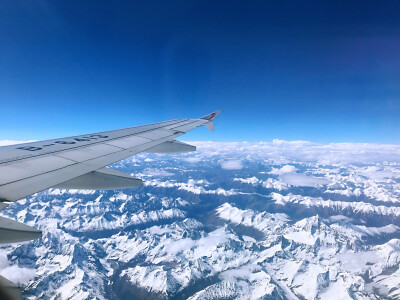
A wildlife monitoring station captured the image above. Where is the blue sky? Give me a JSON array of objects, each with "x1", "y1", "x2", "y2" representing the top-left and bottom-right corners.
[{"x1": 1, "y1": 1, "x2": 400, "y2": 143}]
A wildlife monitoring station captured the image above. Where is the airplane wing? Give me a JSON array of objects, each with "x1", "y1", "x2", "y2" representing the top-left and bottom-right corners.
[{"x1": 0, "y1": 110, "x2": 221, "y2": 244}]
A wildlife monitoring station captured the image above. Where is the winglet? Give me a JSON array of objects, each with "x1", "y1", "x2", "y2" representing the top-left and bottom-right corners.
[
  {"x1": 201, "y1": 110, "x2": 221, "y2": 132},
  {"x1": 201, "y1": 110, "x2": 222, "y2": 121}
]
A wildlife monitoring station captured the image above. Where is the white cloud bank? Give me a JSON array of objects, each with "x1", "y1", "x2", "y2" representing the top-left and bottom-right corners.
[
  {"x1": 220, "y1": 160, "x2": 243, "y2": 170},
  {"x1": 0, "y1": 140, "x2": 35, "y2": 146},
  {"x1": 269, "y1": 165, "x2": 297, "y2": 175},
  {"x1": 142, "y1": 169, "x2": 174, "y2": 177},
  {"x1": 268, "y1": 165, "x2": 329, "y2": 187},
  {"x1": 271, "y1": 192, "x2": 400, "y2": 217},
  {"x1": 279, "y1": 173, "x2": 331, "y2": 187},
  {"x1": 0, "y1": 252, "x2": 35, "y2": 285},
  {"x1": 186, "y1": 140, "x2": 400, "y2": 164}
]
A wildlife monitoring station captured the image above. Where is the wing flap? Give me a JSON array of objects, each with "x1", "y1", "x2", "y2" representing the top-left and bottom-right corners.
[
  {"x1": 54, "y1": 167, "x2": 142, "y2": 190},
  {"x1": 0, "y1": 275, "x2": 21, "y2": 300},
  {"x1": 0, "y1": 202, "x2": 9, "y2": 211},
  {"x1": 145, "y1": 140, "x2": 196, "y2": 153},
  {"x1": 0, "y1": 216, "x2": 42, "y2": 244}
]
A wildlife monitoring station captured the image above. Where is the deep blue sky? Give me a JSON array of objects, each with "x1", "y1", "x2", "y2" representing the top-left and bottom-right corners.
[{"x1": 1, "y1": 1, "x2": 400, "y2": 143}]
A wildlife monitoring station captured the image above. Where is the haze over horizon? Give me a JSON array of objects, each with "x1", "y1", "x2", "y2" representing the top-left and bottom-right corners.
[{"x1": 1, "y1": 1, "x2": 400, "y2": 143}]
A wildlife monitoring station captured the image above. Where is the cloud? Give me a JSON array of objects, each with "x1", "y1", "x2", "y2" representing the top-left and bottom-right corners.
[
  {"x1": 0, "y1": 140, "x2": 35, "y2": 146},
  {"x1": 279, "y1": 173, "x2": 330, "y2": 187},
  {"x1": 186, "y1": 141, "x2": 400, "y2": 164},
  {"x1": 0, "y1": 253, "x2": 35, "y2": 285},
  {"x1": 144, "y1": 179, "x2": 237, "y2": 196},
  {"x1": 272, "y1": 139, "x2": 312, "y2": 146},
  {"x1": 183, "y1": 156, "x2": 202, "y2": 163},
  {"x1": 271, "y1": 192, "x2": 400, "y2": 217},
  {"x1": 220, "y1": 160, "x2": 243, "y2": 170},
  {"x1": 234, "y1": 177, "x2": 259, "y2": 185},
  {"x1": 270, "y1": 165, "x2": 297, "y2": 175},
  {"x1": 142, "y1": 169, "x2": 174, "y2": 176},
  {"x1": 359, "y1": 166, "x2": 399, "y2": 180}
]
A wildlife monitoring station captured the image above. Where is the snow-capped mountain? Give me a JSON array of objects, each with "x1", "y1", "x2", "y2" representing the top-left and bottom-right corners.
[{"x1": 1, "y1": 140, "x2": 400, "y2": 299}]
